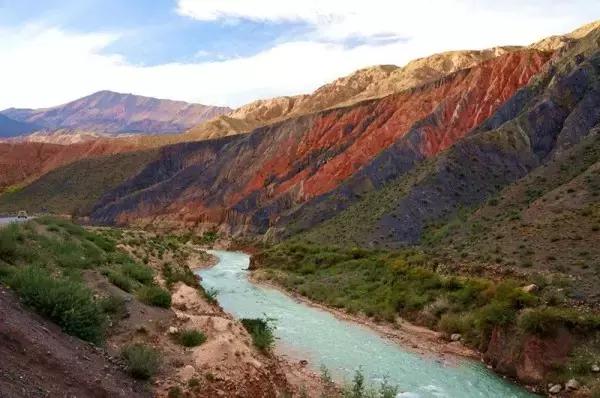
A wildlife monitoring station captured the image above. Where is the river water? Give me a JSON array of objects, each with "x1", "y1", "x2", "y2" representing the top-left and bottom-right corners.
[
  {"x1": 197, "y1": 250, "x2": 535, "y2": 398},
  {"x1": 0, "y1": 217, "x2": 27, "y2": 226}
]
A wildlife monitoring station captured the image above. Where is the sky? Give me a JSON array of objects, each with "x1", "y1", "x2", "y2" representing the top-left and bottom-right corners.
[{"x1": 0, "y1": 0, "x2": 599, "y2": 110}]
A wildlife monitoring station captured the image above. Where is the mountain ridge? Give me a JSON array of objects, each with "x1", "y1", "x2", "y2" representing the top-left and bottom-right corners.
[{"x1": 1, "y1": 90, "x2": 231, "y2": 135}]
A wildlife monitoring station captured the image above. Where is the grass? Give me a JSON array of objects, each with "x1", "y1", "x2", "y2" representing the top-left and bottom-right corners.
[
  {"x1": 121, "y1": 344, "x2": 160, "y2": 380},
  {"x1": 105, "y1": 269, "x2": 137, "y2": 292},
  {"x1": 137, "y1": 285, "x2": 172, "y2": 308},
  {"x1": 200, "y1": 286, "x2": 219, "y2": 304},
  {"x1": 241, "y1": 318, "x2": 275, "y2": 352},
  {"x1": 0, "y1": 217, "x2": 174, "y2": 343},
  {"x1": 162, "y1": 262, "x2": 198, "y2": 289},
  {"x1": 99, "y1": 295, "x2": 127, "y2": 319},
  {"x1": 4, "y1": 265, "x2": 106, "y2": 344},
  {"x1": 175, "y1": 329, "x2": 207, "y2": 347}
]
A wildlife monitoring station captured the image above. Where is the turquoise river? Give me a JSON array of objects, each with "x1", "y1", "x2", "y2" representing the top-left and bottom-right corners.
[{"x1": 197, "y1": 250, "x2": 535, "y2": 398}]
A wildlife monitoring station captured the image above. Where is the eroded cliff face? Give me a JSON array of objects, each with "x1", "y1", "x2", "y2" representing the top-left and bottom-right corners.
[
  {"x1": 485, "y1": 327, "x2": 574, "y2": 385},
  {"x1": 91, "y1": 49, "x2": 551, "y2": 232}
]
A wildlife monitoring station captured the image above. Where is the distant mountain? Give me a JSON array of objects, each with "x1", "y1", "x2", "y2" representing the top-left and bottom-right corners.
[
  {"x1": 0, "y1": 114, "x2": 39, "y2": 138},
  {"x1": 1, "y1": 91, "x2": 231, "y2": 135}
]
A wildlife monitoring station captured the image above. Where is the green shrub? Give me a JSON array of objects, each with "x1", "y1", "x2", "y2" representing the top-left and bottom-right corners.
[
  {"x1": 6, "y1": 266, "x2": 105, "y2": 344},
  {"x1": 518, "y1": 307, "x2": 600, "y2": 336},
  {"x1": 122, "y1": 262, "x2": 154, "y2": 285},
  {"x1": 99, "y1": 295, "x2": 127, "y2": 318},
  {"x1": 176, "y1": 329, "x2": 207, "y2": 347},
  {"x1": 163, "y1": 263, "x2": 198, "y2": 288},
  {"x1": 168, "y1": 386, "x2": 184, "y2": 398},
  {"x1": 201, "y1": 286, "x2": 219, "y2": 304},
  {"x1": 241, "y1": 318, "x2": 275, "y2": 352},
  {"x1": 438, "y1": 313, "x2": 471, "y2": 335},
  {"x1": 106, "y1": 270, "x2": 137, "y2": 292},
  {"x1": 0, "y1": 223, "x2": 21, "y2": 262},
  {"x1": 85, "y1": 232, "x2": 116, "y2": 252},
  {"x1": 121, "y1": 344, "x2": 160, "y2": 379},
  {"x1": 137, "y1": 285, "x2": 172, "y2": 308}
]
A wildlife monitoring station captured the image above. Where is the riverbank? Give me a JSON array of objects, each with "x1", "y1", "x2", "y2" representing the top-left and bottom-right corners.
[
  {"x1": 248, "y1": 244, "x2": 600, "y2": 397},
  {"x1": 189, "y1": 249, "x2": 331, "y2": 397},
  {"x1": 249, "y1": 270, "x2": 479, "y2": 361}
]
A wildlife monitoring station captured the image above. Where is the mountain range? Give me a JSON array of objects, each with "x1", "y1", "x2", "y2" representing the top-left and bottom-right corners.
[
  {"x1": 1, "y1": 20, "x2": 599, "y2": 393},
  {"x1": 1, "y1": 90, "x2": 231, "y2": 136}
]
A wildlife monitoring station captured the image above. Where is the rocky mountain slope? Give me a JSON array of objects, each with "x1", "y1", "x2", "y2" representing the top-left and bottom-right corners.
[
  {"x1": 90, "y1": 49, "x2": 551, "y2": 232},
  {"x1": 0, "y1": 140, "x2": 146, "y2": 192},
  {"x1": 2, "y1": 90, "x2": 231, "y2": 135},
  {"x1": 0, "y1": 114, "x2": 39, "y2": 138},
  {"x1": 184, "y1": 47, "x2": 520, "y2": 140},
  {"x1": 0, "y1": 149, "x2": 159, "y2": 215},
  {"x1": 295, "y1": 22, "x2": 600, "y2": 251}
]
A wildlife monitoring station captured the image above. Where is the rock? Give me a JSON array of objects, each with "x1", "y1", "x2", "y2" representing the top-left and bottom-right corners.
[
  {"x1": 179, "y1": 365, "x2": 195, "y2": 381},
  {"x1": 168, "y1": 326, "x2": 179, "y2": 335},
  {"x1": 565, "y1": 379, "x2": 580, "y2": 391},
  {"x1": 521, "y1": 284, "x2": 538, "y2": 293},
  {"x1": 548, "y1": 384, "x2": 562, "y2": 394},
  {"x1": 450, "y1": 333, "x2": 462, "y2": 342},
  {"x1": 299, "y1": 360, "x2": 308, "y2": 367},
  {"x1": 592, "y1": 364, "x2": 600, "y2": 372}
]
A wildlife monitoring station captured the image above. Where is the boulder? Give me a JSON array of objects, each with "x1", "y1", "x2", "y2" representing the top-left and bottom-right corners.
[
  {"x1": 521, "y1": 284, "x2": 538, "y2": 293},
  {"x1": 179, "y1": 365, "x2": 195, "y2": 381},
  {"x1": 565, "y1": 379, "x2": 580, "y2": 391},
  {"x1": 450, "y1": 333, "x2": 462, "y2": 342},
  {"x1": 168, "y1": 326, "x2": 179, "y2": 335},
  {"x1": 548, "y1": 384, "x2": 561, "y2": 394},
  {"x1": 592, "y1": 364, "x2": 600, "y2": 372}
]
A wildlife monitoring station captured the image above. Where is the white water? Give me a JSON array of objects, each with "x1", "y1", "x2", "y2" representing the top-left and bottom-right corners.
[
  {"x1": 197, "y1": 250, "x2": 535, "y2": 398},
  {"x1": 0, "y1": 217, "x2": 27, "y2": 226}
]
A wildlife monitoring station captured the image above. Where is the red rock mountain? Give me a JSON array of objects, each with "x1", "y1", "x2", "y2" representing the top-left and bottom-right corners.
[{"x1": 90, "y1": 49, "x2": 552, "y2": 232}]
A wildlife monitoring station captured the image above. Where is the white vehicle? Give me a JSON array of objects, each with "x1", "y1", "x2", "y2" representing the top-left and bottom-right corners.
[{"x1": 17, "y1": 211, "x2": 28, "y2": 219}]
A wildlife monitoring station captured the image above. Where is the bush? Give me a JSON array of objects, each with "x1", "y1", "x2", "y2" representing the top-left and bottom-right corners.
[
  {"x1": 176, "y1": 329, "x2": 207, "y2": 347},
  {"x1": 241, "y1": 318, "x2": 275, "y2": 352},
  {"x1": 121, "y1": 344, "x2": 160, "y2": 379},
  {"x1": 163, "y1": 263, "x2": 198, "y2": 288},
  {"x1": 99, "y1": 295, "x2": 127, "y2": 318},
  {"x1": 106, "y1": 270, "x2": 137, "y2": 292},
  {"x1": 122, "y1": 262, "x2": 154, "y2": 285},
  {"x1": 0, "y1": 223, "x2": 20, "y2": 262},
  {"x1": 6, "y1": 266, "x2": 105, "y2": 344},
  {"x1": 518, "y1": 307, "x2": 600, "y2": 336},
  {"x1": 137, "y1": 285, "x2": 172, "y2": 308},
  {"x1": 201, "y1": 286, "x2": 219, "y2": 304},
  {"x1": 168, "y1": 386, "x2": 184, "y2": 398}
]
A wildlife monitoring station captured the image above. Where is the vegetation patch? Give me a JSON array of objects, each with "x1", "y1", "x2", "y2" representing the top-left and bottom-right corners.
[
  {"x1": 241, "y1": 318, "x2": 275, "y2": 352},
  {"x1": 175, "y1": 329, "x2": 207, "y2": 347},
  {"x1": 121, "y1": 344, "x2": 160, "y2": 379},
  {"x1": 254, "y1": 243, "x2": 594, "y2": 349},
  {"x1": 137, "y1": 285, "x2": 172, "y2": 308},
  {"x1": 4, "y1": 265, "x2": 106, "y2": 344}
]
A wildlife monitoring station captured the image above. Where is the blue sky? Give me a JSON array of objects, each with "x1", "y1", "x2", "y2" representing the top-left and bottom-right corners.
[{"x1": 0, "y1": 0, "x2": 599, "y2": 109}]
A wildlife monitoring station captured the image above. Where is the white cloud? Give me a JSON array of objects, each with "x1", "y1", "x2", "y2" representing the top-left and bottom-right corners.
[
  {"x1": 175, "y1": 0, "x2": 599, "y2": 43},
  {"x1": 0, "y1": 25, "x2": 407, "y2": 109},
  {"x1": 1, "y1": 2, "x2": 599, "y2": 110}
]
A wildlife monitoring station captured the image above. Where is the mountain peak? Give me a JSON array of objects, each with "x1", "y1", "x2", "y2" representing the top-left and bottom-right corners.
[{"x1": 0, "y1": 92, "x2": 231, "y2": 135}]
